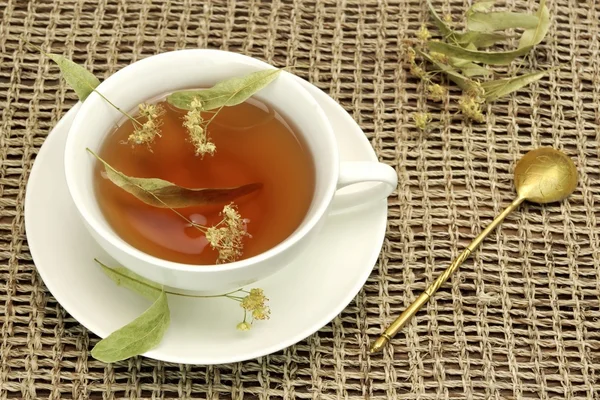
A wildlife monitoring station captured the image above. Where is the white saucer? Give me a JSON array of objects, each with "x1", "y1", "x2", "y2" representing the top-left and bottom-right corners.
[{"x1": 24, "y1": 79, "x2": 388, "y2": 365}]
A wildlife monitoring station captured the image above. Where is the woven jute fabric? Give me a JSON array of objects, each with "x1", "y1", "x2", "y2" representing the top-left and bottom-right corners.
[{"x1": 1, "y1": 0, "x2": 600, "y2": 398}]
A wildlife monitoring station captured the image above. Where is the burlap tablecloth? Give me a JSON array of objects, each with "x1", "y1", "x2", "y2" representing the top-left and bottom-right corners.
[{"x1": 1, "y1": 0, "x2": 599, "y2": 398}]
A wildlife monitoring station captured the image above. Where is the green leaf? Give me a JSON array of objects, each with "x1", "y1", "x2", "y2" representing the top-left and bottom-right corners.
[
  {"x1": 457, "y1": 62, "x2": 493, "y2": 77},
  {"x1": 47, "y1": 53, "x2": 100, "y2": 101},
  {"x1": 455, "y1": 31, "x2": 510, "y2": 48},
  {"x1": 518, "y1": 0, "x2": 550, "y2": 48},
  {"x1": 467, "y1": 12, "x2": 539, "y2": 32},
  {"x1": 167, "y1": 69, "x2": 281, "y2": 111},
  {"x1": 481, "y1": 70, "x2": 546, "y2": 101},
  {"x1": 428, "y1": 41, "x2": 531, "y2": 65},
  {"x1": 469, "y1": 1, "x2": 495, "y2": 13},
  {"x1": 417, "y1": 50, "x2": 474, "y2": 91},
  {"x1": 91, "y1": 291, "x2": 170, "y2": 363},
  {"x1": 88, "y1": 149, "x2": 262, "y2": 208},
  {"x1": 95, "y1": 259, "x2": 161, "y2": 301},
  {"x1": 425, "y1": 0, "x2": 455, "y2": 38}
]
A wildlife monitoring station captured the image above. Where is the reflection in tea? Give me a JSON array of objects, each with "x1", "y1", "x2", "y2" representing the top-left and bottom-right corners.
[{"x1": 95, "y1": 98, "x2": 315, "y2": 265}]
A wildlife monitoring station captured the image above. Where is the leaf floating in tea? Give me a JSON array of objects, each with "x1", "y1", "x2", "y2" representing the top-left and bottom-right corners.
[
  {"x1": 95, "y1": 259, "x2": 162, "y2": 300},
  {"x1": 47, "y1": 53, "x2": 100, "y2": 101},
  {"x1": 518, "y1": 0, "x2": 550, "y2": 49},
  {"x1": 88, "y1": 149, "x2": 262, "y2": 208},
  {"x1": 167, "y1": 69, "x2": 282, "y2": 111},
  {"x1": 427, "y1": 41, "x2": 532, "y2": 65},
  {"x1": 91, "y1": 291, "x2": 170, "y2": 363},
  {"x1": 481, "y1": 71, "x2": 546, "y2": 101},
  {"x1": 467, "y1": 12, "x2": 539, "y2": 33}
]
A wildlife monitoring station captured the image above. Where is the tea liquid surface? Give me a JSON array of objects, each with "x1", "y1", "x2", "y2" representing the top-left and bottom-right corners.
[{"x1": 95, "y1": 98, "x2": 315, "y2": 264}]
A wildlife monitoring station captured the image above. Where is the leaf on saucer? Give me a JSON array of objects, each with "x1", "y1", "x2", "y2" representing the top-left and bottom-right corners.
[
  {"x1": 518, "y1": 0, "x2": 550, "y2": 49},
  {"x1": 95, "y1": 259, "x2": 161, "y2": 300},
  {"x1": 88, "y1": 149, "x2": 262, "y2": 208},
  {"x1": 467, "y1": 12, "x2": 539, "y2": 33},
  {"x1": 167, "y1": 69, "x2": 282, "y2": 111},
  {"x1": 427, "y1": 41, "x2": 532, "y2": 65},
  {"x1": 481, "y1": 70, "x2": 546, "y2": 101},
  {"x1": 91, "y1": 291, "x2": 170, "y2": 363},
  {"x1": 47, "y1": 53, "x2": 100, "y2": 101}
]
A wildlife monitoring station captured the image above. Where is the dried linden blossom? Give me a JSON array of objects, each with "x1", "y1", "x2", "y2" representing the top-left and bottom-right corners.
[
  {"x1": 205, "y1": 203, "x2": 249, "y2": 264},
  {"x1": 128, "y1": 103, "x2": 164, "y2": 146},
  {"x1": 427, "y1": 84, "x2": 446, "y2": 102},
  {"x1": 413, "y1": 112, "x2": 432, "y2": 131},
  {"x1": 183, "y1": 98, "x2": 216, "y2": 157},
  {"x1": 241, "y1": 288, "x2": 270, "y2": 320},
  {"x1": 416, "y1": 24, "x2": 431, "y2": 42}
]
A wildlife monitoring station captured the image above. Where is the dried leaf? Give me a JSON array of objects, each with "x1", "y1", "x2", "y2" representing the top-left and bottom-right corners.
[
  {"x1": 469, "y1": 1, "x2": 495, "y2": 13},
  {"x1": 91, "y1": 291, "x2": 170, "y2": 363},
  {"x1": 481, "y1": 71, "x2": 546, "y2": 101},
  {"x1": 417, "y1": 50, "x2": 473, "y2": 91},
  {"x1": 48, "y1": 53, "x2": 100, "y2": 101},
  {"x1": 88, "y1": 149, "x2": 262, "y2": 208},
  {"x1": 518, "y1": 0, "x2": 550, "y2": 48},
  {"x1": 467, "y1": 12, "x2": 539, "y2": 32},
  {"x1": 96, "y1": 259, "x2": 161, "y2": 301},
  {"x1": 455, "y1": 31, "x2": 510, "y2": 48},
  {"x1": 428, "y1": 41, "x2": 531, "y2": 65},
  {"x1": 426, "y1": 0, "x2": 455, "y2": 38},
  {"x1": 167, "y1": 69, "x2": 281, "y2": 111},
  {"x1": 457, "y1": 62, "x2": 493, "y2": 77}
]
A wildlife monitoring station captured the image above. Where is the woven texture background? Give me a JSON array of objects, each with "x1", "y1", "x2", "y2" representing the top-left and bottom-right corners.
[{"x1": 1, "y1": 0, "x2": 600, "y2": 398}]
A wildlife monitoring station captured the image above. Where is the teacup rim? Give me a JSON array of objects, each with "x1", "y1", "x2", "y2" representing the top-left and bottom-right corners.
[{"x1": 64, "y1": 49, "x2": 339, "y2": 273}]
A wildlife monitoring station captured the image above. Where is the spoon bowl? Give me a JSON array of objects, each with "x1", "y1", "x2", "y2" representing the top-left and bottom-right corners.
[{"x1": 514, "y1": 147, "x2": 578, "y2": 204}]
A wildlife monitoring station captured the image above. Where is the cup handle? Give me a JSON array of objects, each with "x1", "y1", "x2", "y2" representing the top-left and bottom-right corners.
[{"x1": 330, "y1": 161, "x2": 397, "y2": 214}]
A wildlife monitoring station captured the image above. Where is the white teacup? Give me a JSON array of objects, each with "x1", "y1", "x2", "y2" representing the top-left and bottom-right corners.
[{"x1": 64, "y1": 49, "x2": 397, "y2": 293}]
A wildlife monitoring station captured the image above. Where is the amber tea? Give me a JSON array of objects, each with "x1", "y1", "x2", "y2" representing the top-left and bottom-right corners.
[{"x1": 94, "y1": 97, "x2": 315, "y2": 265}]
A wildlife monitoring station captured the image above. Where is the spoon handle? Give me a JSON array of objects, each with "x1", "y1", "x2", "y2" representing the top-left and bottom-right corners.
[{"x1": 370, "y1": 196, "x2": 525, "y2": 354}]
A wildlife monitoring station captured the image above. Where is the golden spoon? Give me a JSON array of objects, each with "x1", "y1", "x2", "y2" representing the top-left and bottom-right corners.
[{"x1": 370, "y1": 147, "x2": 577, "y2": 354}]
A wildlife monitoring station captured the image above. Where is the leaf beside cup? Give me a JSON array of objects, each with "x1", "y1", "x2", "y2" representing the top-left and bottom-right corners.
[{"x1": 47, "y1": 53, "x2": 100, "y2": 101}]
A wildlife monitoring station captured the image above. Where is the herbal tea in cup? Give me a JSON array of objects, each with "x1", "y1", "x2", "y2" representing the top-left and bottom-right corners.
[
  {"x1": 94, "y1": 95, "x2": 315, "y2": 265},
  {"x1": 65, "y1": 49, "x2": 396, "y2": 293}
]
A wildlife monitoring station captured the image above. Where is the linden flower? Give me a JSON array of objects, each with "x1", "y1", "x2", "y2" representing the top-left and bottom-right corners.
[
  {"x1": 242, "y1": 289, "x2": 271, "y2": 316},
  {"x1": 413, "y1": 112, "x2": 432, "y2": 131},
  {"x1": 236, "y1": 321, "x2": 251, "y2": 331},
  {"x1": 128, "y1": 103, "x2": 164, "y2": 145},
  {"x1": 183, "y1": 98, "x2": 216, "y2": 157},
  {"x1": 443, "y1": 14, "x2": 453, "y2": 23},
  {"x1": 410, "y1": 64, "x2": 426, "y2": 79},
  {"x1": 416, "y1": 24, "x2": 431, "y2": 42},
  {"x1": 427, "y1": 84, "x2": 446, "y2": 102},
  {"x1": 205, "y1": 203, "x2": 249, "y2": 264},
  {"x1": 458, "y1": 95, "x2": 485, "y2": 123}
]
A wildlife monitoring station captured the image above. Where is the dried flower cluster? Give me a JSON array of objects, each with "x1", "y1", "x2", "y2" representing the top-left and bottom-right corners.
[
  {"x1": 408, "y1": 0, "x2": 550, "y2": 131},
  {"x1": 205, "y1": 203, "x2": 250, "y2": 264},
  {"x1": 127, "y1": 103, "x2": 164, "y2": 145},
  {"x1": 236, "y1": 288, "x2": 270, "y2": 330},
  {"x1": 183, "y1": 98, "x2": 217, "y2": 157}
]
